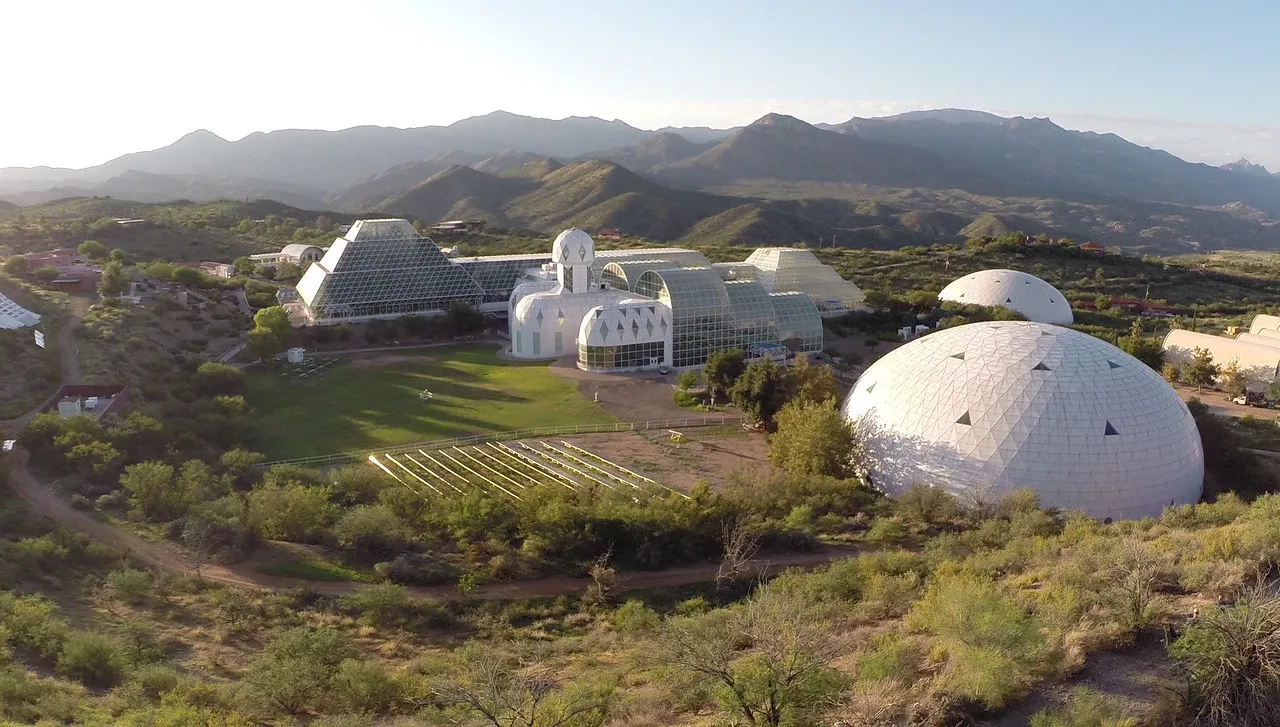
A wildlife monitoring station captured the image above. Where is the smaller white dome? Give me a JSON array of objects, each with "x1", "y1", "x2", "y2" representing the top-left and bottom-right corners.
[
  {"x1": 552, "y1": 228, "x2": 595, "y2": 266},
  {"x1": 938, "y1": 269, "x2": 1073, "y2": 325}
]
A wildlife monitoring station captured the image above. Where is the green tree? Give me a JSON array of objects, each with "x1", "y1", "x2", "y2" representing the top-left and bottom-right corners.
[
  {"x1": 274, "y1": 261, "x2": 303, "y2": 282},
  {"x1": 194, "y1": 361, "x2": 247, "y2": 396},
  {"x1": 109, "y1": 248, "x2": 128, "y2": 263},
  {"x1": 241, "y1": 627, "x2": 357, "y2": 716},
  {"x1": 1095, "y1": 295, "x2": 1110, "y2": 311},
  {"x1": 1119, "y1": 334, "x2": 1164, "y2": 371},
  {"x1": 171, "y1": 266, "x2": 204, "y2": 287},
  {"x1": 246, "y1": 306, "x2": 294, "y2": 363},
  {"x1": 1183, "y1": 347, "x2": 1219, "y2": 392},
  {"x1": 329, "y1": 659, "x2": 400, "y2": 715},
  {"x1": 77, "y1": 240, "x2": 108, "y2": 260},
  {"x1": 769, "y1": 399, "x2": 859, "y2": 478},
  {"x1": 233, "y1": 256, "x2": 256, "y2": 274},
  {"x1": 334, "y1": 504, "x2": 413, "y2": 558},
  {"x1": 33, "y1": 266, "x2": 59, "y2": 285},
  {"x1": 703, "y1": 348, "x2": 746, "y2": 403},
  {"x1": 120, "y1": 461, "x2": 191, "y2": 521},
  {"x1": 675, "y1": 369, "x2": 700, "y2": 392},
  {"x1": 247, "y1": 483, "x2": 337, "y2": 542},
  {"x1": 97, "y1": 260, "x2": 129, "y2": 297},
  {"x1": 787, "y1": 354, "x2": 839, "y2": 405},
  {"x1": 1218, "y1": 357, "x2": 1247, "y2": 397},
  {"x1": 730, "y1": 359, "x2": 790, "y2": 427},
  {"x1": 1267, "y1": 379, "x2": 1280, "y2": 402},
  {"x1": 1, "y1": 254, "x2": 28, "y2": 277}
]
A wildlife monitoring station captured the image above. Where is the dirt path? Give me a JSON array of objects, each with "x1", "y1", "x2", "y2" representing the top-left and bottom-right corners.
[{"x1": 5, "y1": 449, "x2": 862, "y2": 601}]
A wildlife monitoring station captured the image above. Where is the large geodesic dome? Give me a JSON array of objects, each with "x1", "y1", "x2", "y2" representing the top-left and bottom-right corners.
[
  {"x1": 842, "y1": 321, "x2": 1203, "y2": 521},
  {"x1": 938, "y1": 269, "x2": 1074, "y2": 325}
]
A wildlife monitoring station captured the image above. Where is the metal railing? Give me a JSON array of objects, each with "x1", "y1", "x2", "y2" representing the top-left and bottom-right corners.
[{"x1": 257, "y1": 415, "x2": 745, "y2": 469}]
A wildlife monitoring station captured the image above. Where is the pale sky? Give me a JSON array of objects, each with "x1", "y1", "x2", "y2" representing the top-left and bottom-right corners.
[{"x1": 2, "y1": 0, "x2": 1278, "y2": 170}]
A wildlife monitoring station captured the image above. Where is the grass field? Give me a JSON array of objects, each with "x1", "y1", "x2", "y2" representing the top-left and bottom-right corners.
[{"x1": 247, "y1": 344, "x2": 617, "y2": 460}]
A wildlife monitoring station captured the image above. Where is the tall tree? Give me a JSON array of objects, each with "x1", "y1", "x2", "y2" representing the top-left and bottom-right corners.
[
  {"x1": 769, "y1": 398, "x2": 859, "y2": 478},
  {"x1": 730, "y1": 359, "x2": 790, "y2": 427},
  {"x1": 246, "y1": 306, "x2": 294, "y2": 362},
  {"x1": 1218, "y1": 358, "x2": 1247, "y2": 397},
  {"x1": 1183, "y1": 347, "x2": 1219, "y2": 392},
  {"x1": 1, "y1": 254, "x2": 28, "y2": 277},
  {"x1": 97, "y1": 260, "x2": 129, "y2": 298},
  {"x1": 77, "y1": 240, "x2": 108, "y2": 260},
  {"x1": 703, "y1": 348, "x2": 746, "y2": 403},
  {"x1": 787, "y1": 355, "x2": 839, "y2": 405}
]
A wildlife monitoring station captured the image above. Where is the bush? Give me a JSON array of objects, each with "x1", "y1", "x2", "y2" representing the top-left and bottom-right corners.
[
  {"x1": 374, "y1": 553, "x2": 460, "y2": 586},
  {"x1": 339, "y1": 583, "x2": 449, "y2": 630},
  {"x1": 334, "y1": 504, "x2": 414, "y2": 559},
  {"x1": 613, "y1": 599, "x2": 661, "y2": 633},
  {"x1": 1029, "y1": 686, "x2": 1138, "y2": 726},
  {"x1": 328, "y1": 659, "x2": 400, "y2": 714},
  {"x1": 106, "y1": 568, "x2": 152, "y2": 605},
  {"x1": 56, "y1": 632, "x2": 127, "y2": 687}
]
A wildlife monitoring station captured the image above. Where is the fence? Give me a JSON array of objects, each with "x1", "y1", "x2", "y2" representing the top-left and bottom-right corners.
[{"x1": 257, "y1": 415, "x2": 746, "y2": 469}]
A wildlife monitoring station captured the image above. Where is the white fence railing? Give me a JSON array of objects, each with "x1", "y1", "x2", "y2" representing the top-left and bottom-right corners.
[{"x1": 257, "y1": 415, "x2": 745, "y2": 469}]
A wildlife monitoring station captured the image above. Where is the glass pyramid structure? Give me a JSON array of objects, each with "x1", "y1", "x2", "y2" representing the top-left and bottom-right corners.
[{"x1": 297, "y1": 219, "x2": 484, "y2": 321}]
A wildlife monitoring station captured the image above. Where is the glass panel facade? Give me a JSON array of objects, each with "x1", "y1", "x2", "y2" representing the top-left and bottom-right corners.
[
  {"x1": 579, "y1": 341, "x2": 666, "y2": 371},
  {"x1": 300, "y1": 221, "x2": 485, "y2": 321},
  {"x1": 456, "y1": 255, "x2": 550, "y2": 304},
  {"x1": 637, "y1": 268, "x2": 736, "y2": 368},
  {"x1": 770, "y1": 293, "x2": 824, "y2": 354},
  {"x1": 742, "y1": 248, "x2": 867, "y2": 314}
]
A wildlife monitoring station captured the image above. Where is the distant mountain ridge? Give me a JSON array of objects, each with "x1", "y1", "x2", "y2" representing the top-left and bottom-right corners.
[{"x1": 4, "y1": 107, "x2": 1280, "y2": 253}]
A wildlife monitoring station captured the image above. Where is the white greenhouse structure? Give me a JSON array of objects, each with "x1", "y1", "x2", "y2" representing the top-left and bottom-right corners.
[
  {"x1": 1249, "y1": 314, "x2": 1280, "y2": 335},
  {"x1": 843, "y1": 321, "x2": 1204, "y2": 521},
  {"x1": 937, "y1": 269, "x2": 1074, "y2": 325},
  {"x1": 1162, "y1": 329, "x2": 1280, "y2": 391}
]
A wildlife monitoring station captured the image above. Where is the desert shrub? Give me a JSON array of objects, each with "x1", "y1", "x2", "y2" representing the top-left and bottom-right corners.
[
  {"x1": 334, "y1": 504, "x2": 414, "y2": 559},
  {"x1": 907, "y1": 573, "x2": 1055, "y2": 710},
  {"x1": 106, "y1": 568, "x2": 153, "y2": 605},
  {"x1": 895, "y1": 484, "x2": 963, "y2": 529},
  {"x1": 1029, "y1": 686, "x2": 1138, "y2": 726},
  {"x1": 0, "y1": 662, "x2": 86, "y2": 723},
  {"x1": 247, "y1": 483, "x2": 338, "y2": 542},
  {"x1": 374, "y1": 553, "x2": 459, "y2": 586},
  {"x1": 613, "y1": 599, "x2": 661, "y2": 633},
  {"x1": 57, "y1": 632, "x2": 128, "y2": 687},
  {"x1": 0, "y1": 592, "x2": 68, "y2": 657},
  {"x1": 856, "y1": 633, "x2": 925, "y2": 684},
  {"x1": 328, "y1": 659, "x2": 400, "y2": 714},
  {"x1": 866, "y1": 516, "x2": 908, "y2": 543},
  {"x1": 1169, "y1": 585, "x2": 1280, "y2": 726},
  {"x1": 339, "y1": 584, "x2": 450, "y2": 630},
  {"x1": 240, "y1": 627, "x2": 358, "y2": 716}
]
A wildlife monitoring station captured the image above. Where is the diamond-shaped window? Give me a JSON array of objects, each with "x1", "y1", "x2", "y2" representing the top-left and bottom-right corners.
[
  {"x1": 598, "y1": 321, "x2": 609, "y2": 341},
  {"x1": 659, "y1": 319, "x2": 668, "y2": 334},
  {"x1": 631, "y1": 320, "x2": 640, "y2": 337},
  {"x1": 578, "y1": 246, "x2": 587, "y2": 261},
  {"x1": 645, "y1": 320, "x2": 654, "y2": 336},
  {"x1": 535, "y1": 310, "x2": 544, "y2": 327},
  {"x1": 617, "y1": 321, "x2": 624, "y2": 332},
  {"x1": 557, "y1": 310, "x2": 565, "y2": 326}
]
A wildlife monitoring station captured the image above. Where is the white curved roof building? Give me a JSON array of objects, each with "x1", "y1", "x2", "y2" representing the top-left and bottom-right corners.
[
  {"x1": 1250, "y1": 314, "x2": 1280, "y2": 335},
  {"x1": 938, "y1": 269, "x2": 1074, "y2": 325},
  {"x1": 1163, "y1": 329, "x2": 1280, "y2": 390},
  {"x1": 1235, "y1": 332, "x2": 1280, "y2": 349},
  {"x1": 844, "y1": 321, "x2": 1203, "y2": 520}
]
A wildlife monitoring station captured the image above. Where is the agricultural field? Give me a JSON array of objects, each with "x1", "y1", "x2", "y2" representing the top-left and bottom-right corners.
[{"x1": 246, "y1": 345, "x2": 618, "y2": 460}]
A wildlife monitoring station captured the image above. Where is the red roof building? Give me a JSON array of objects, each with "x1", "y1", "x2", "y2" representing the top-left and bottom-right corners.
[{"x1": 1080, "y1": 241, "x2": 1106, "y2": 252}]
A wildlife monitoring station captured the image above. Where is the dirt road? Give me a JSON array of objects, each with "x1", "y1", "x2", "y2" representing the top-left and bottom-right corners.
[{"x1": 5, "y1": 449, "x2": 860, "y2": 602}]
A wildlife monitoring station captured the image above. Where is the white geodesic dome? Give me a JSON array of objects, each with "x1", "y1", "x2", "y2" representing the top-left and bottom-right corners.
[
  {"x1": 842, "y1": 321, "x2": 1203, "y2": 521},
  {"x1": 938, "y1": 269, "x2": 1074, "y2": 325}
]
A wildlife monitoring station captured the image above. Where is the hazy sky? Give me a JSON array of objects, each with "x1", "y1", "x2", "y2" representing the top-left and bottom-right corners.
[{"x1": 3, "y1": 0, "x2": 1278, "y2": 169}]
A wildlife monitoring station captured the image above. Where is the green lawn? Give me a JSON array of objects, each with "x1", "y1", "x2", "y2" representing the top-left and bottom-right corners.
[{"x1": 247, "y1": 345, "x2": 616, "y2": 459}]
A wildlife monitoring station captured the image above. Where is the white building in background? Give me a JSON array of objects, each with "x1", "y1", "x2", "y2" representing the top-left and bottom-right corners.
[
  {"x1": 1234, "y1": 332, "x2": 1280, "y2": 349},
  {"x1": 937, "y1": 269, "x2": 1074, "y2": 325},
  {"x1": 1162, "y1": 329, "x2": 1280, "y2": 391},
  {"x1": 1249, "y1": 314, "x2": 1280, "y2": 335},
  {"x1": 0, "y1": 293, "x2": 40, "y2": 330},
  {"x1": 508, "y1": 229, "x2": 636, "y2": 359},
  {"x1": 1249, "y1": 328, "x2": 1280, "y2": 340},
  {"x1": 844, "y1": 321, "x2": 1204, "y2": 521},
  {"x1": 250, "y1": 243, "x2": 327, "y2": 266},
  {"x1": 740, "y1": 248, "x2": 867, "y2": 315}
]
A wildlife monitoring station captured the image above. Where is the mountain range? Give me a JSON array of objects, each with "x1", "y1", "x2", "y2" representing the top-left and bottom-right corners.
[{"x1": 3, "y1": 109, "x2": 1280, "y2": 253}]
